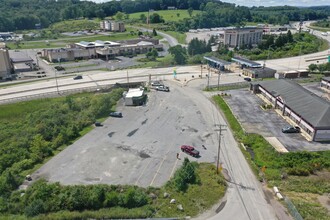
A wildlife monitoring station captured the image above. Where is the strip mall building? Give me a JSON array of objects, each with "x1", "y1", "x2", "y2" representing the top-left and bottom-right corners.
[{"x1": 251, "y1": 80, "x2": 330, "y2": 141}]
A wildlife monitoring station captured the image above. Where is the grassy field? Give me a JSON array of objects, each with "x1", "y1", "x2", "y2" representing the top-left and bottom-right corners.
[
  {"x1": 164, "y1": 31, "x2": 186, "y2": 44},
  {"x1": 6, "y1": 30, "x2": 139, "y2": 49},
  {"x1": 50, "y1": 19, "x2": 100, "y2": 33},
  {"x1": 310, "y1": 21, "x2": 330, "y2": 32},
  {"x1": 129, "y1": 10, "x2": 201, "y2": 22},
  {"x1": 133, "y1": 54, "x2": 174, "y2": 68}
]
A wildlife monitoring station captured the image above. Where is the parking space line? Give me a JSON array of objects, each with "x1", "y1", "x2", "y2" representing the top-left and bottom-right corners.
[
  {"x1": 170, "y1": 155, "x2": 179, "y2": 178},
  {"x1": 135, "y1": 158, "x2": 154, "y2": 185},
  {"x1": 149, "y1": 150, "x2": 169, "y2": 187}
]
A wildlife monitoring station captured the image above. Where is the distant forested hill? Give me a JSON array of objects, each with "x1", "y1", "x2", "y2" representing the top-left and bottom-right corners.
[{"x1": 0, "y1": 0, "x2": 328, "y2": 32}]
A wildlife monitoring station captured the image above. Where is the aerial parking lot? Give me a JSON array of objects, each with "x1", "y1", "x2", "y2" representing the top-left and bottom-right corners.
[
  {"x1": 225, "y1": 89, "x2": 330, "y2": 152},
  {"x1": 34, "y1": 82, "x2": 220, "y2": 187}
]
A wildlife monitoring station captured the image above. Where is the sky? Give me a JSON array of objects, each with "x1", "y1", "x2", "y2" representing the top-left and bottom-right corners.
[{"x1": 88, "y1": 0, "x2": 330, "y2": 7}]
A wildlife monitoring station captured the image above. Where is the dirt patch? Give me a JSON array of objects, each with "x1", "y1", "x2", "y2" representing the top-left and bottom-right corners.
[{"x1": 318, "y1": 194, "x2": 330, "y2": 214}]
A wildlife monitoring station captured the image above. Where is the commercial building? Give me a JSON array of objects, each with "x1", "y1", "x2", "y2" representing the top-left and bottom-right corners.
[
  {"x1": 0, "y1": 48, "x2": 12, "y2": 79},
  {"x1": 321, "y1": 77, "x2": 330, "y2": 92},
  {"x1": 204, "y1": 56, "x2": 231, "y2": 71},
  {"x1": 100, "y1": 20, "x2": 125, "y2": 32},
  {"x1": 224, "y1": 28, "x2": 263, "y2": 48},
  {"x1": 42, "y1": 39, "x2": 162, "y2": 62},
  {"x1": 251, "y1": 80, "x2": 330, "y2": 142},
  {"x1": 9, "y1": 51, "x2": 35, "y2": 73},
  {"x1": 275, "y1": 70, "x2": 309, "y2": 79},
  {"x1": 232, "y1": 57, "x2": 276, "y2": 78}
]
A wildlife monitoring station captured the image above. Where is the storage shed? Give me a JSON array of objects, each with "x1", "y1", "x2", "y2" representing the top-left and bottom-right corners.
[
  {"x1": 124, "y1": 88, "x2": 146, "y2": 106},
  {"x1": 321, "y1": 77, "x2": 330, "y2": 92}
]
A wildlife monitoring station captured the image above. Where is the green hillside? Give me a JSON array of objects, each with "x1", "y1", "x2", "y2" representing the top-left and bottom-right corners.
[{"x1": 129, "y1": 10, "x2": 201, "y2": 22}]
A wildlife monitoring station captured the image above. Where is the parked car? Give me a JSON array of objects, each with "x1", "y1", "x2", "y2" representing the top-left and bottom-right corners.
[
  {"x1": 151, "y1": 81, "x2": 163, "y2": 87},
  {"x1": 94, "y1": 122, "x2": 102, "y2": 127},
  {"x1": 244, "y1": 77, "x2": 251, "y2": 82},
  {"x1": 180, "y1": 145, "x2": 200, "y2": 157},
  {"x1": 156, "y1": 85, "x2": 170, "y2": 92},
  {"x1": 55, "y1": 66, "x2": 65, "y2": 71},
  {"x1": 109, "y1": 112, "x2": 122, "y2": 118},
  {"x1": 25, "y1": 175, "x2": 32, "y2": 181},
  {"x1": 282, "y1": 126, "x2": 300, "y2": 133},
  {"x1": 73, "y1": 75, "x2": 83, "y2": 80}
]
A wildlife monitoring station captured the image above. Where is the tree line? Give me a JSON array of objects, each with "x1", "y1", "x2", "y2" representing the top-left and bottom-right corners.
[{"x1": 0, "y1": 0, "x2": 329, "y2": 32}]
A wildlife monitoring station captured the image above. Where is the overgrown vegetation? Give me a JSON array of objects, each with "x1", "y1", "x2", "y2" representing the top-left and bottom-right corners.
[
  {"x1": 311, "y1": 19, "x2": 330, "y2": 29},
  {"x1": 238, "y1": 32, "x2": 328, "y2": 60},
  {"x1": 309, "y1": 62, "x2": 330, "y2": 75},
  {"x1": 0, "y1": 89, "x2": 124, "y2": 199},
  {"x1": 1, "y1": 159, "x2": 226, "y2": 218},
  {"x1": 212, "y1": 95, "x2": 330, "y2": 219},
  {"x1": 49, "y1": 19, "x2": 99, "y2": 33}
]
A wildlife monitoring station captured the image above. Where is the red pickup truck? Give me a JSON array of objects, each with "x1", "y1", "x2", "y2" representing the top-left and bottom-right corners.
[{"x1": 180, "y1": 145, "x2": 200, "y2": 157}]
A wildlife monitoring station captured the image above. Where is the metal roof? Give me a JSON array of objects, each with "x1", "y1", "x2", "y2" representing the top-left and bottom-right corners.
[
  {"x1": 232, "y1": 57, "x2": 262, "y2": 68},
  {"x1": 204, "y1": 56, "x2": 231, "y2": 66},
  {"x1": 125, "y1": 88, "x2": 144, "y2": 98},
  {"x1": 137, "y1": 41, "x2": 153, "y2": 46},
  {"x1": 94, "y1": 40, "x2": 121, "y2": 47},
  {"x1": 76, "y1": 41, "x2": 95, "y2": 47},
  {"x1": 255, "y1": 79, "x2": 330, "y2": 128},
  {"x1": 322, "y1": 76, "x2": 330, "y2": 82}
]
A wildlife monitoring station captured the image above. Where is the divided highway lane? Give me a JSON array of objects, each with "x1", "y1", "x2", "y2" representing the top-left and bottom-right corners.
[{"x1": 0, "y1": 66, "x2": 203, "y2": 102}]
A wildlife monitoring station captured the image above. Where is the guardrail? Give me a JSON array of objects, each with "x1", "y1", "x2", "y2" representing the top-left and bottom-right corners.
[
  {"x1": 208, "y1": 81, "x2": 250, "y2": 89},
  {"x1": 0, "y1": 85, "x2": 114, "y2": 105}
]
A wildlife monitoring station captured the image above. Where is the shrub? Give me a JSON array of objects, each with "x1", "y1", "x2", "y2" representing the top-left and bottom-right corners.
[
  {"x1": 173, "y1": 158, "x2": 198, "y2": 192},
  {"x1": 24, "y1": 199, "x2": 45, "y2": 217}
]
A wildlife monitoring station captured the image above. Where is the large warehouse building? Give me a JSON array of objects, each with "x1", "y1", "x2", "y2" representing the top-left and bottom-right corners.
[{"x1": 251, "y1": 80, "x2": 330, "y2": 142}]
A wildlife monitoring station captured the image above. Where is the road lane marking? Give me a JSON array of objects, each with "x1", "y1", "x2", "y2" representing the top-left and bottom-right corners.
[
  {"x1": 149, "y1": 150, "x2": 169, "y2": 187},
  {"x1": 135, "y1": 158, "x2": 154, "y2": 185},
  {"x1": 170, "y1": 154, "x2": 180, "y2": 178}
]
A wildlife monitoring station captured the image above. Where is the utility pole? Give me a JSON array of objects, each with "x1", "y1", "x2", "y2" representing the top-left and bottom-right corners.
[
  {"x1": 207, "y1": 67, "x2": 210, "y2": 89},
  {"x1": 127, "y1": 70, "x2": 129, "y2": 84},
  {"x1": 216, "y1": 124, "x2": 226, "y2": 174},
  {"x1": 298, "y1": 45, "x2": 302, "y2": 70},
  {"x1": 55, "y1": 69, "x2": 59, "y2": 94},
  {"x1": 200, "y1": 62, "x2": 203, "y2": 78},
  {"x1": 217, "y1": 66, "x2": 221, "y2": 90}
]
